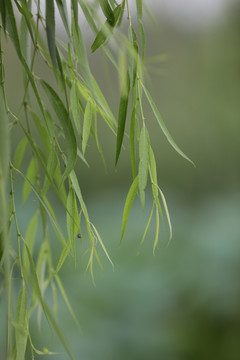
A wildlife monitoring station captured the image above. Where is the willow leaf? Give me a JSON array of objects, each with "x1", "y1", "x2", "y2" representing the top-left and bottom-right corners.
[
  {"x1": 46, "y1": 0, "x2": 56, "y2": 66},
  {"x1": 91, "y1": 4, "x2": 121, "y2": 53},
  {"x1": 55, "y1": 274, "x2": 81, "y2": 328},
  {"x1": 41, "y1": 80, "x2": 77, "y2": 178},
  {"x1": 143, "y1": 84, "x2": 195, "y2": 166},
  {"x1": 121, "y1": 176, "x2": 139, "y2": 243},
  {"x1": 82, "y1": 99, "x2": 92, "y2": 155},
  {"x1": 138, "y1": 20, "x2": 145, "y2": 60},
  {"x1": 13, "y1": 137, "x2": 28, "y2": 169},
  {"x1": 69, "y1": 170, "x2": 95, "y2": 246},
  {"x1": 0, "y1": 1, "x2": 6, "y2": 30},
  {"x1": 22, "y1": 157, "x2": 38, "y2": 203},
  {"x1": 99, "y1": 0, "x2": 115, "y2": 25},
  {"x1": 130, "y1": 107, "x2": 136, "y2": 179},
  {"x1": 136, "y1": 0, "x2": 143, "y2": 20},
  {"x1": 153, "y1": 206, "x2": 160, "y2": 254},
  {"x1": 115, "y1": 72, "x2": 130, "y2": 166},
  {"x1": 140, "y1": 204, "x2": 154, "y2": 248},
  {"x1": 23, "y1": 211, "x2": 39, "y2": 276},
  {"x1": 15, "y1": 284, "x2": 28, "y2": 360},
  {"x1": 24, "y1": 244, "x2": 75, "y2": 360},
  {"x1": 149, "y1": 147, "x2": 163, "y2": 219},
  {"x1": 159, "y1": 187, "x2": 172, "y2": 245},
  {"x1": 138, "y1": 125, "x2": 150, "y2": 209},
  {"x1": 70, "y1": 82, "x2": 82, "y2": 137},
  {"x1": 56, "y1": 0, "x2": 70, "y2": 36}
]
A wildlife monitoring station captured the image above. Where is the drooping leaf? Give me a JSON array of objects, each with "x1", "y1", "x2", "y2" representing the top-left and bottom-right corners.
[
  {"x1": 0, "y1": 1, "x2": 6, "y2": 30},
  {"x1": 138, "y1": 20, "x2": 145, "y2": 60},
  {"x1": 22, "y1": 157, "x2": 38, "y2": 203},
  {"x1": 70, "y1": 82, "x2": 82, "y2": 136},
  {"x1": 56, "y1": 0, "x2": 70, "y2": 36},
  {"x1": 91, "y1": 4, "x2": 121, "y2": 53},
  {"x1": 13, "y1": 137, "x2": 28, "y2": 169},
  {"x1": 130, "y1": 107, "x2": 136, "y2": 179},
  {"x1": 140, "y1": 204, "x2": 154, "y2": 247},
  {"x1": 24, "y1": 243, "x2": 75, "y2": 360},
  {"x1": 115, "y1": 71, "x2": 130, "y2": 166},
  {"x1": 41, "y1": 80, "x2": 77, "y2": 178},
  {"x1": 66, "y1": 187, "x2": 80, "y2": 261},
  {"x1": 153, "y1": 206, "x2": 160, "y2": 254},
  {"x1": 23, "y1": 211, "x2": 39, "y2": 276},
  {"x1": 136, "y1": 0, "x2": 143, "y2": 20},
  {"x1": 121, "y1": 176, "x2": 139, "y2": 243},
  {"x1": 15, "y1": 284, "x2": 28, "y2": 360},
  {"x1": 55, "y1": 274, "x2": 81, "y2": 328},
  {"x1": 82, "y1": 99, "x2": 92, "y2": 155},
  {"x1": 99, "y1": 0, "x2": 115, "y2": 26},
  {"x1": 142, "y1": 84, "x2": 195, "y2": 166},
  {"x1": 45, "y1": 0, "x2": 56, "y2": 66},
  {"x1": 138, "y1": 125, "x2": 150, "y2": 209}
]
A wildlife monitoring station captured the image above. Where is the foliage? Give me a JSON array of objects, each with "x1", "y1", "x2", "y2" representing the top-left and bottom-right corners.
[{"x1": 0, "y1": 0, "x2": 193, "y2": 358}]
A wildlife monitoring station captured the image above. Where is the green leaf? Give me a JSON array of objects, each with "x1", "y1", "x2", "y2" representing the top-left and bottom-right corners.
[
  {"x1": 22, "y1": 157, "x2": 38, "y2": 203},
  {"x1": 55, "y1": 274, "x2": 81, "y2": 328},
  {"x1": 56, "y1": 0, "x2": 70, "y2": 36},
  {"x1": 159, "y1": 187, "x2": 172, "y2": 245},
  {"x1": 136, "y1": 0, "x2": 143, "y2": 20},
  {"x1": 69, "y1": 170, "x2": 95, "y2": 247},
  {"x1": 0, "y1": 1, "x2": 6, "y2": 30},
  {"x1": 153, "y1": 206, "x2": 160, "y2": 254},
  {"x1": 142, "y1": 84, "x2": 195, "y2": 166},
  {"x1": 42, "y1": 146, "x2": 58, "y2": 194},
  {"x1": 23, "y1": 212, "x2": 39, "y2": 276},
  {"x1": 140, "y1": 204, "x2": 154, "y2": 248},
  {"x1": 130, "y1": 107, "x2": 136, "y2": 179},
  {"x1": 99, "y1": 0, "x2": 115, "y2": 26},
  {"x1": 13, "y1": 137, "x2": 28, "y2": 169},
  {"x1": 138, "y1": 125, "x2": 150, "y2": 209},
  {"x1": 115, "y1": 72, "x2": 130, "y2": 166},
  {"x1": 70, "y1": 82, "x2": 82, "y2": 137},
  {"x1": 41, "y1": 80, "x2": 77, "y2": 178},
  {"x1": 116, "y1": 0, "x2": 125, "y2": 27},
  {"x1": 91, "y1": 4, "x2": 121, "y2": 53},
  {"x1": 67, "y1": 187, "x2": 80, "y2": 261},
  {"x1": 121, "y1": 176, "x2": 139, "y2": 243},
  {"x1": 15, "y1": 284, "x2": 28, "y2": 360},
  {"x1": 138, "y1": 20, "x2": 145, "y2": 60},
  {"x1": 24, "y1": 243, "x2": 75, "y2": 360},
  {"x1": 45, "y1": 0, "x2": 56, "y2": 66},
  {"x1": 82, "y1": 99, "x2": 92, "y2": 155}
]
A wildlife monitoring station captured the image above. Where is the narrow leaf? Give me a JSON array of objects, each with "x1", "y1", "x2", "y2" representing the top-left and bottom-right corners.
[
  {"x1": 82, "y1": 99, "x2": 92, "y2": 155},
  {"x1": 121, "y1": 176, "x2": 139, "y2": 243},
  {"x1": 138, "y1": 125, "x2": 150, "y2": 209},
  {"x1": 143, "y1": 84, "x2": 195, "y2": 166},
  {"x1": 15, "y1": 284, "x2": 28, "y2": 360},
  {"x1": 24, "y1": 244, "x2": 75, "y2": 360},
  {"x1": 153, "y1": 206, "x2": 160, "y2": 254},
  {"x1": 56, "y1": 0, "x2": 70, "y2": 36},
  {"x1": 22, "y1": 157, "x2": 38, "y2": 203},
  {"x1": 13, "y1": 137, "x2": 28, "y2": 169},
  {"x1": 140, "y1": 204, "x2": 154, "y2": 247},
  {"x1": 41, "y1": 80, "x2": 77, "y2": 178},
  {"x1": 23, "y1": 212, "x2": 39, "y2": 276},
  {"x1": 46, "y1": 0, "x2": 56, "y2": 66},
  {"x1": 136, "y1": 0, "x2": 143, "y2": 20},
  {"x1": 70, "y1": 82, "x2": 82, "y2": 136},
  {"x1": 115, "y1": 72, "x2": 130, "y2": 166}
]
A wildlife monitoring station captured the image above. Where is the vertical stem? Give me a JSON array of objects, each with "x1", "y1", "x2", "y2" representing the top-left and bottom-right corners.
[{"x1": 0, "y1": 27, "x2": 12, "y2": 360}]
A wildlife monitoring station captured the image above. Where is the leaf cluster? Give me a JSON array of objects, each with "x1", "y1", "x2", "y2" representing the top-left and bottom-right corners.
[{"x1": 0, "y1": 0, "x2": 193, "y2": 358}]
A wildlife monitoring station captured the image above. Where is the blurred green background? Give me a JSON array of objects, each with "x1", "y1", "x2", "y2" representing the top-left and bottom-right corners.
[{"x1": 1, "y1": 1, "x2": 240, "y2": 359}]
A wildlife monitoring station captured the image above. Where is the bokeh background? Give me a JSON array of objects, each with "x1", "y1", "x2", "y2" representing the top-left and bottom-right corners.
[{"x1": 1, "y1": 0, "x2": 240, "y2": 358}]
